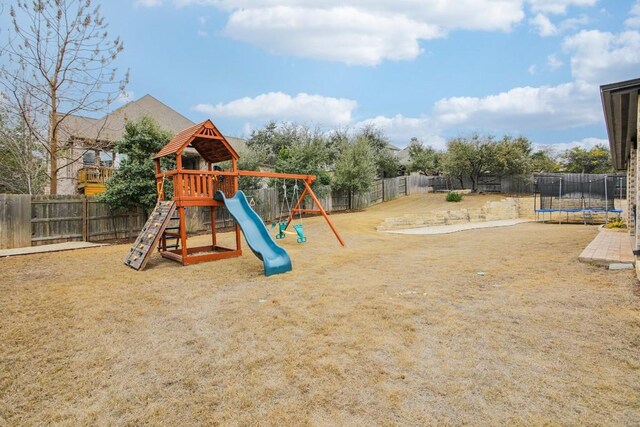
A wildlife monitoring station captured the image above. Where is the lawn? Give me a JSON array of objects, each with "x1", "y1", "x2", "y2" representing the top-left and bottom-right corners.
[{"x1": 1, "y1": 193, "x2": 638, "y2": 425}]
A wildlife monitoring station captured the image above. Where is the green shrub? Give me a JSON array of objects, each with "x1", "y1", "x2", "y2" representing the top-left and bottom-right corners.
[{"x1": 446, "y1": 191, "x2": 463, "y2": 202}]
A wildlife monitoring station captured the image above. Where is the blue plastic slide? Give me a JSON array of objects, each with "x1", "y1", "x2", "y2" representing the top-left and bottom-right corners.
[{"x1": 214, "y1": 190, "x2": 292, "y2": 276}]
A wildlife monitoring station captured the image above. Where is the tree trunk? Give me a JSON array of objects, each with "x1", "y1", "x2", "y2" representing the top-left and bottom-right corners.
[
  {"x1": 49, "y1": 100, "x2": 58, "y2": 194},
  {"x1": 471, "y1": 175, "x2": 478, "y2": 192}
]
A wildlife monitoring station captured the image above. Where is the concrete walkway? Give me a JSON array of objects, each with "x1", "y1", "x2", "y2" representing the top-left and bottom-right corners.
[
  {"x1": 578, "y1": 229, "x2": 634, "y2": 267},
  {"x1": 383, "y1": 219, "x2": 532, "y2": 235},
  {"x1": 0, "y1": 241, "x2": 107, "y2": 258}
]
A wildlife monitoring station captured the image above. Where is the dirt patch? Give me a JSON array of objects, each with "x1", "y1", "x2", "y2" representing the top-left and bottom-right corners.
[{"x1": 1, "y1": 193, "x2": 638, "y2": 425}]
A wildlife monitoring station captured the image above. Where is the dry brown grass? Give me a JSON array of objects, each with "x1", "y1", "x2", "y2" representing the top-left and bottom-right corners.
[{"x1": 1, "y1": 193, "x2": 639, "y2": 426}]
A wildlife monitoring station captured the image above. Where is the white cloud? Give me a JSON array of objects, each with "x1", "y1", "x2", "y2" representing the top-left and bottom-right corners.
[
  {"x1": 530, "y1": 13, "x2": 557, "y2": 36},
  {"x1": 432, "y1": 81, "x2": 601, "y2": 131},
  {"x1": 165, "y1": 1, "x2": 525, "y2": 65},
  {"x1": 547, "y1": 54, "x2": 563, "y2": 70},
  {"x1": 136, "y1": 0, "x2": 163, "y2": 6},
  {"x1": 354, "y1": 114, "x2": 446, "y2": 149},
  {"x1": 224, "y1": 6, "x2": 440, "y2": 65},
  {"x1": 563, "y1": 29, "x2": 640, "y2": 83},
  {"x1": 530, "y1": 12, "x2": 589, "y2": 36},
  {"x1": 187, "y1": 0, "x2": 524, "y2": 31},
  {"x1": 193, "y1": 92, "x2": 357, "y2": 126},
  {"x1": 526, "y1": 0, "x2": 597, "y2": 15},
  {"x1": 528, "y1": 64, "x2": 538, "y2": 74},
  {"x1": 535, "y1": 137, "x2": 608, "y2": 152},
  {"x1": 626, "y1": 1, "x2": 640, "y2": 28},
  {"x1": 558, "y1": 14, "x2": 589, "y2": 31}
]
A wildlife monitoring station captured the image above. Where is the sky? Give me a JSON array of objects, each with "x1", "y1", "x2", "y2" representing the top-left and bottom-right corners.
[{"x1": 8, "y1": 0, "x2": 640, "y2": 151}]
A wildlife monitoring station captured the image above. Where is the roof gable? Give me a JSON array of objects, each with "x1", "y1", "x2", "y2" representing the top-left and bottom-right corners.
[{"x1": 154, "y1": 119, "x2": 240, "y2": 163}]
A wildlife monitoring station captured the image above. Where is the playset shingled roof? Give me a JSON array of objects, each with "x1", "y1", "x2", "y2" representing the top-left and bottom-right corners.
[{"x1": 154, "y1": 119, "x2": 239, "y2": 164}]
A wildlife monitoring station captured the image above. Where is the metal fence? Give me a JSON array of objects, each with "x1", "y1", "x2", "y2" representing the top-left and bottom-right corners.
[{"x1": 533, "y1": 173, "x2": 627, "y2": 199}]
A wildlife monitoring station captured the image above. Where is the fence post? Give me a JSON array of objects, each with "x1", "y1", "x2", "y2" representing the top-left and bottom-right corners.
[
  {"x1": 129, "y1": 211, "x2": 134, "y2": 239},
  {"x1": 82, "y1": 196, "x2": 88, "y2": 242}
]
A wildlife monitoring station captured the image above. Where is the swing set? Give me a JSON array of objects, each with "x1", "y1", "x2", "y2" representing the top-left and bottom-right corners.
[{"x1": 273, "y1": 180, "x2": 307, "y2": 243}]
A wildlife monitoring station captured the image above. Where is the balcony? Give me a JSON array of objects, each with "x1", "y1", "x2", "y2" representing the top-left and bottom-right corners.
[{"x1": 77, "y1": 166, "x2": 113, "y2": 196}]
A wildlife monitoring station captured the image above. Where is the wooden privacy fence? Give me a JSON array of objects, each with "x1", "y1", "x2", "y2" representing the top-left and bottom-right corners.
[
  {"x1": 1, "y1": 173, "x2": 582, "y2": 249},
  {"x1": 0, "y1": 195, "x2": 146, "y2": 249},
  {"x1": 30, "y1": 196, "x2": 146, "y2": 245}
]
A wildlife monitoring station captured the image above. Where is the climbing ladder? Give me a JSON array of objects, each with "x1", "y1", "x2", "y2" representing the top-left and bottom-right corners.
[
  {"x1": 160, "y1": 214, "x2": 182, "y2": 251},
  {"x1": 124, "y1": 201, "x2": 177, "y2": 270}
]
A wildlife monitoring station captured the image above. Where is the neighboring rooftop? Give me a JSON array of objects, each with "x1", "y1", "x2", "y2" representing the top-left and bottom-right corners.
[
  {"x1": 61, "y1": 94, "x2": 195, "y2": 145},
  {"x1": 61, "y1": 94, "x2": 248, "y2": 154}
]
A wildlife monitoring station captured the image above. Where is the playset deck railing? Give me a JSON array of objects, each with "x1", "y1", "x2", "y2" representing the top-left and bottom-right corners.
[{"x1": 158, "y1": 170, "x2": 236, "y2": 202}]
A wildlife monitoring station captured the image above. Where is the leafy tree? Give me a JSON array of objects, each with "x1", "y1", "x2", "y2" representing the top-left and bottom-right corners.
[
  {"x1": 236, "y1": 146, "x2": 268, "y2": 193},
  {"x1": 0, "y1": 0, "x2": 128, "y2": 194},
  {"x1": 441, "y1": 133, "x2": 497, "y2": 192},
  {"x1": 559, "y1": 145, "x2": 613, "y2": 174},
  {"x1": 529, "y1": 148, "x2": 560, "y2": 173},
  {"x1": 492, "y1": 135, "x2": 532, "y2": 177},
  {"x1": 408, "y1": 138, "x2": 441, "y2": 175},
  {"x1": 98, "y1": 117, "x2": 173, "y2": 214},
  {"x1": 326, "y1": 128, "x2": 349, "y2": 165},
  {"x1": 333, "y1": 135, "x2": 376, "y2": 207},
  {"x1": 376, "y1": 149, "x2": 403, "y2": 178},
  {"x1": 246, "y1": 121, "x2": 299, "y2": 166},
  {"x1": 358, "y1": 125, "x2": 401, "y2": 178},
  {"x1": 274, "y1": 126, "x2": 332, "y2": 197}
]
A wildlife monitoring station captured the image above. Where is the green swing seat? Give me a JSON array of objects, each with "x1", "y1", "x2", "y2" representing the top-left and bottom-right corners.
[{"x1": 274, "y1": 221, "x2": 306, "y2": 243}]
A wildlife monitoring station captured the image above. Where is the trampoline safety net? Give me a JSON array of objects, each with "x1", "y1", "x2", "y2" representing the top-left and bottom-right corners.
[{"x1": 535, "y1": 174, "x2": 616, "y2": 211}]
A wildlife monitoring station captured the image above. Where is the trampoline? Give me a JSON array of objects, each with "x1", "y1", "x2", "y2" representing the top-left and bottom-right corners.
[{"x1": 534, "y1": 174, "x2": 623, "y2": 224}]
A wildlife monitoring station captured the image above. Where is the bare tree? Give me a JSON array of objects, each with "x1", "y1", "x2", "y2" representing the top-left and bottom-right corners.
[
  {"x1": 0, "y1": 0, "x2": 128, "y2": 194},
  {"x1": 0, "y1": 99, "x2": 48, "y2": 194}
]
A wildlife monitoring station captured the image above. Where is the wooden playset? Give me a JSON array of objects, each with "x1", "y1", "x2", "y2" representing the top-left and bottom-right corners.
[{"x1": 124, "y1": 119, "x2": 343, "y2": 274}]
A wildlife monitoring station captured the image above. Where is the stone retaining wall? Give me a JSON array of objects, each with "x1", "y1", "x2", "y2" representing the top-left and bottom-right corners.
[{"x1": 376, "y1": 198, "x2": 521, "y2": 231}]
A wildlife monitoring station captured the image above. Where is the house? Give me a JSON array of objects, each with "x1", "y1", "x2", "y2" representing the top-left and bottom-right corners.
[
  {"x1": 600, "y1": 77, "x2": 639, "y2": 267},
  {"x1": 59, "y1": 94, "x2": 247, "y2": 195}
]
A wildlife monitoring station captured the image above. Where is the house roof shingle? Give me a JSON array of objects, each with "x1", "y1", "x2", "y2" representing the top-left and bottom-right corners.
[{"x1": 61, "y1": 94, "x2": 195, "y2": 144}]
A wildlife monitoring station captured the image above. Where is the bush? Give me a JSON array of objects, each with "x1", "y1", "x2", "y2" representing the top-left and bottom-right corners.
[
  {"x1": 446, "y1": 191, "x2": 463, "y2": 202},
  {"x1": 604, "y1": 218, "x2": 625, "y2": 229}
]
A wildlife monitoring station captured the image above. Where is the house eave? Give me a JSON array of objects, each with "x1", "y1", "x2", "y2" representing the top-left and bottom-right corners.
[{"x1": 600, "y1": 77, "x2": 640, "y2": 171}]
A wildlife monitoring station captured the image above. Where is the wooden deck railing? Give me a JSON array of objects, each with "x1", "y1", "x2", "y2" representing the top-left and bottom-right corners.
[{"x1": 77, "y1": 166, "x2": 113, "y2": 186}]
